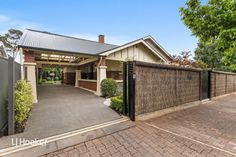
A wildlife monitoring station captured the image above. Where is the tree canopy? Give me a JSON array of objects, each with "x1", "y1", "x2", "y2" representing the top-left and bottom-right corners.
[
  {"x1": 0, "y1": 29, "x2": 23, "y2": 57},
  {"x1": 180, "y1": 0, "x2": 236, "y2": 71}
]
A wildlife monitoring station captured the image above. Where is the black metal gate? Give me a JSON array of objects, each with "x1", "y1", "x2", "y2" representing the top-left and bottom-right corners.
[
  {"x1": 123, "y1": 61, "x2": 135, "y2": 121},
  {"x1": 201, "y1": 70, "x2": 210, "y2": 100}
]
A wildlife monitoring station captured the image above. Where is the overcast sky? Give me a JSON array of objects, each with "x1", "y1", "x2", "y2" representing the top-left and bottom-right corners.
[{"x1": 0, "y1": 0, "x2": 206, "y2": 57}]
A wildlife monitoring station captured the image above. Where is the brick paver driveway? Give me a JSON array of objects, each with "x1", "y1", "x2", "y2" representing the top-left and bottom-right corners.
[
  {"x1": 146, "y1": 93, "x2": 236, "y2": 155},
  {"x1": 42, "y1": 93, "x2": 236, "y2": 157}
]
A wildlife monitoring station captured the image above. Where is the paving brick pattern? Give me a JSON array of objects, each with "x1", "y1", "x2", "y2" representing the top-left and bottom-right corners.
[
  {"x1": 42, "y1": 122, "x2": 234, "y2": 157},
  {"x1": 146, "y1": 93, "x2": 236, "y2": 155},
  {"x1": 42, "y1": 93, "x2": 236, "y2": 157}
]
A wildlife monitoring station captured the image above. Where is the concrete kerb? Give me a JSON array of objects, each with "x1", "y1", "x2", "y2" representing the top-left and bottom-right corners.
[{"x1": 0, "y1": 117, "x2": 133, "y2": 157}]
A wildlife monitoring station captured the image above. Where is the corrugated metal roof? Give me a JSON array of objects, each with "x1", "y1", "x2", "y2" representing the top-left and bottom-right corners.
[{"x1": 18, "y1": 29, "x2": 118, "y2": 55}]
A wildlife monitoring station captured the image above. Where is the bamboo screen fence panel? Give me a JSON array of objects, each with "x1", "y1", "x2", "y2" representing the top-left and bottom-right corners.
[
  {"x1": 211, "y1": 71, "x2": 236, "y2": 97},
  {"x1": 134, "y1": 62, "x2": 201, "y2": 115}
]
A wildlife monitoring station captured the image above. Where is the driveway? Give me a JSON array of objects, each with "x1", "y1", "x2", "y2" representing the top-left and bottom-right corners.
[
  {"x1": 42, "y1": 93, "x2": 236, "y2": 157},
  {"x1": 146, "y1": 93, "x2": 236, "y2": 154},
  {"x1": 0, "y1": 84, "x2": 121, "y2": 149},
  {"x1": 27, "y1": 84, "x2": 121, "y2": 138}
]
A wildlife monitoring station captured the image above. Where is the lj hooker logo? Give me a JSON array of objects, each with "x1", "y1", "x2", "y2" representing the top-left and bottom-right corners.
[{"x1": 12, "y1": 138, "x2": 48, "y2": 147}]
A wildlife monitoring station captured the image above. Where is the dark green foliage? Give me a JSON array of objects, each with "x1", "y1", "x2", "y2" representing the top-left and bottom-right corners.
[
  {"x1": 180, "y1": 0, "x2": 236, "y2": 71},
  {"x1": 101, "y1": 78, "x2": 118, "y2": 98},
  {"x1": 110, "y1": 96, "x2": 123, "y2": 113},
  {"x1": 194, "y1": 43, "x2": 223, "y2": 69},
  {"x1": 46, "y1": 77, "x2": 51, "y2": 81},
  {"x1": 41, "y1": 79, "x2": 46, "y2": 83},
  {"x1": 14, "y1": 80, "x2": 33, "y2": 129}
]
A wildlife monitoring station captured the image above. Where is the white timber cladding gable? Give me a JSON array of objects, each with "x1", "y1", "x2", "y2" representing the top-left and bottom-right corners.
[{"x1": 106, "y1": 43, "x2": 163, "y2": 63}]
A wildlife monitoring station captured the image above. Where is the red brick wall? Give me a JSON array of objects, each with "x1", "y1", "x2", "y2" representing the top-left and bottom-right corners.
[
  {"x1": 24, "y1": 51, "x2": 35, "y2": 63},
  {"x1": 78, "y1": 80, "x2": 97, "y2": 91},
  {"x1": 107, "y1": 71, "x2": 122, "y2": 80}
]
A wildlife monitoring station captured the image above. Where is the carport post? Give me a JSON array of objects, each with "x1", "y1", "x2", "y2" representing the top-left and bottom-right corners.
[
  {"x1": 75, "y1": 70, "x2": 81, "y2": 87},
  {"x1": 96, "y1": 66, "x2": 107, "y2": 96},
  {"x1": 24, "y1": 63, "x2": 38, "y2": 103}
]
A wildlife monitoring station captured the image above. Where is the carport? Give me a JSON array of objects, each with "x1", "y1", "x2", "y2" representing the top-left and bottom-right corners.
[
  {"x1": 9, "y1": 29, "x2": 123, "y2": 140},
  {"x1": 17, "y1": 29, "x2": 120, "y2": 103}
]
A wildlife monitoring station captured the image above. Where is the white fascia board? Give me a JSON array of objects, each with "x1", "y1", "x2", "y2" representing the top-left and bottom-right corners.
[
  {"x1": 141, "y1": 41, "x2": 168, "y2": 63},
  {"x1": 143, "y1": 36, "x2": 172, "y2": 60},
  {"x1": 99, "y1": 37, "x2": 169, "y2": 63}
]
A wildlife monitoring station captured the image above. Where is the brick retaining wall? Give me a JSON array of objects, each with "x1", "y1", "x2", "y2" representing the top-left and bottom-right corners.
[{"x1": 78, "y1": 80, "x2": 97, "y2": 91}]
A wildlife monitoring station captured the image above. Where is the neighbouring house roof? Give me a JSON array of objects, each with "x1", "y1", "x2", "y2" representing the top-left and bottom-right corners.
[
  {"x1": 0, "y1": 42, "x2": 7, "y2": 58},
  {"x1": 18, "y1": 29, "x2": 118, "y2": 55}
]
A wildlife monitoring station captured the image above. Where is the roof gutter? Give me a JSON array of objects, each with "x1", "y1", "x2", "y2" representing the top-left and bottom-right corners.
[{"x1": 18, "y1": 45, "x2": 100, "y2": 57}]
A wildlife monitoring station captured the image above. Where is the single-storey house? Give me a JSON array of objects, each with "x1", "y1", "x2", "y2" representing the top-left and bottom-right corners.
[{"x1": 17, "y1": 29, "x2": 173, "y2": 103}]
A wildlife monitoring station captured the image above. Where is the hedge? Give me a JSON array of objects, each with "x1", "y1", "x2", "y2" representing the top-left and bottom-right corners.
[
  {"x1": 110, "y1": 96, "x2": 123, "y2": 113},
  {"x1": 101, "y1": 78, "x2": 118, "y2": 98},
  {"x1": 14, "y1": 80, "x2": 33, "y2": 130}
]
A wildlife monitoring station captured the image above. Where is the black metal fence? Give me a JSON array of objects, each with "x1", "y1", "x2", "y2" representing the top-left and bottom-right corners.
[
  {"x1": 0, "y1": 57, "x2": 21, "y2": 136},
  {"x1": 123, "y1": 62, "x2": 135, "y2": 121}
]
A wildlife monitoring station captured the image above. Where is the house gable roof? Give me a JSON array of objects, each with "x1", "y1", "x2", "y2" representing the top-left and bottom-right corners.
[
  {"x1": 18, "y1": 29, "x2": 118, "y2": 55},
  {"x1": 17, "y1": 29, "x2": 172, "y2": 63},
  {"x1": 99, "y1": 36, "x2": 173, "y2": 63}
]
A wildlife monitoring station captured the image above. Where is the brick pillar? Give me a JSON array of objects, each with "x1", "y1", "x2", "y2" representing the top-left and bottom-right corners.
[
  {"x1": 24, "y1": 51, "x2": 38, "y2": 103},
  {"x1": 24, "y1": 51, "x2": 35, "y2": 62}
]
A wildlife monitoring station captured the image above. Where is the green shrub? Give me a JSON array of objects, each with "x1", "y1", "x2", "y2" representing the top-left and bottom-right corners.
[
  {"x1": 46, "y1": 77, "x2": 51, "y2": 81},
  {"x1": 101, "y1": 78, "x2": 118, "y2": 98},
  {"x1": 14, "y1": 80, "x2": 33, "y2": 128},
  {"x1": 42, "y1": 79, "x2": 47, "y2": 82},
  {"x1": 110, "y1": 96, "x2": 123, "y2": 113},
  {"x1": 54, "y1": 76, "x2": 59, "y2": 81}
]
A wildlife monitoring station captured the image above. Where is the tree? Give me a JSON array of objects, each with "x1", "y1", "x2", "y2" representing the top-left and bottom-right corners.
[
  {"x1": 180, "y1": 0, "x2": 236, "y2": 70},
  {"x1": 172, "y1": 51, "x2": 196, "y2": 67},
  {"x1": 0, "y1": 29, "x2": 23, "y2": 57},
  {"x1": 194, "y1": 42, "x2": 221, "y2": 69}
]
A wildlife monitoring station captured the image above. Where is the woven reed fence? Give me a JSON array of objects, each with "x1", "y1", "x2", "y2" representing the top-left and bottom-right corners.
[
  {"x1": 134, "y1": 61, "x2": 201, "y2": 115},
  {"x1": 210, "y1": 71, "x2": 236, "y2": 97}
]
